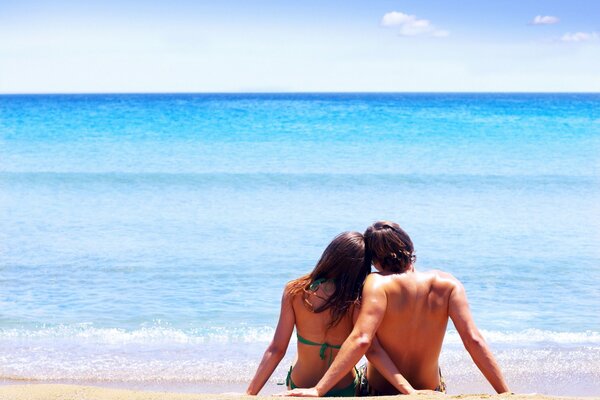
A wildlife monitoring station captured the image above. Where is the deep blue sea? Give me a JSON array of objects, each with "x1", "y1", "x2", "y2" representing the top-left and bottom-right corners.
[{"x1": 1, "y1": 94, "x2": 599, "y2": 395}]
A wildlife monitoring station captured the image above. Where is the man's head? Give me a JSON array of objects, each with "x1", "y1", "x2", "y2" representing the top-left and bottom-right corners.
[{"x1": 364, "y1": 221, "x2": 415, "y2": 273}]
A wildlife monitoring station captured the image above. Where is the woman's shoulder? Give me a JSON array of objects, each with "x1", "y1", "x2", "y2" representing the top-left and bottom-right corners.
[
  {"x1": 284, "y1": 275, "x2": 312, "y2": 293},
  {"x1": 282, "y1": 278, "x2": 309, "y2": 305}
]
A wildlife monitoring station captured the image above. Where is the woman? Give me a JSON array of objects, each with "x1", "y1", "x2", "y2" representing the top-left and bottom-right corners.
[{"x1": 246, "y1": 231, "x2": 413, "y2": 396}]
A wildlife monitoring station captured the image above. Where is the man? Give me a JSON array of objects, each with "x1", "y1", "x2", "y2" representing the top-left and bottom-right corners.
[{"x1": 285, "y1": 221, "x2": 510, "y2": 396}]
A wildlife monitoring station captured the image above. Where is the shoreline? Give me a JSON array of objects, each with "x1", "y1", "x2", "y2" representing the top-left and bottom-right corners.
[{"x1": 1, "y1": 384, "x2": 599, "y2": 400}]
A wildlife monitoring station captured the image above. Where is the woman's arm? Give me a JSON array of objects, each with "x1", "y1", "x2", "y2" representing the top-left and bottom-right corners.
[
  {"x1": 365, "y1": 336, "x2": 417, "y2": 394},
  {"x1": 246, "y1": 285, "x2": 296, "y2": 395}
]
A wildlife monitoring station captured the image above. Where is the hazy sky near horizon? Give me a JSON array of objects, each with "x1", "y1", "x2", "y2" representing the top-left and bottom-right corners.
[{"x1": 1, "y1": 0, "x2": 599, "y2": 93}]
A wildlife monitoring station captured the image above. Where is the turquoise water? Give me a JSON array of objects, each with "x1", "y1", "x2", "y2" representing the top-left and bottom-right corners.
[{"x1": 1, "y1": 94, "x2": 599, "y2": 394}]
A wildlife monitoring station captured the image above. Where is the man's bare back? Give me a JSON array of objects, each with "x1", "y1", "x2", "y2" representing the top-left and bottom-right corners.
[{"x1": 365, "y1": 269, "x2": 456, "y2": 393}]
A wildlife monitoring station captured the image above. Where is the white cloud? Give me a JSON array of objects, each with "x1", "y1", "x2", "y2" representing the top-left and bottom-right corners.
[
  {"x1": 381, "y1": 11, "x2": 413, "y2": 27},
  {"x1": 531, "y1": 15, "x2": 559, "y2": 25},
  {"x1": 381, "y1": 11, "x2": 448, "y2": 37},
  {"x1": 561, "y1": 32, "x2": 599, "y2": 42}
]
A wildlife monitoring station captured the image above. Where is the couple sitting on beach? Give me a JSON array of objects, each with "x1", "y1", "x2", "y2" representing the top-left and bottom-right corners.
[{"x1": 247, "y1": 221, "x2": 511, "y2": 397}]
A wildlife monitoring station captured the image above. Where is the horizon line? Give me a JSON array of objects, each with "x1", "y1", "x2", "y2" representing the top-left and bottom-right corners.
[{"x1": 2, "y1": 90, "x2": 600, "y2": 96}]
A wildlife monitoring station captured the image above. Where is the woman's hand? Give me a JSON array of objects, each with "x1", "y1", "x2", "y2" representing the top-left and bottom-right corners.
[{"x1": 275, "y1": 388, "x2": 320, "y2": 397}]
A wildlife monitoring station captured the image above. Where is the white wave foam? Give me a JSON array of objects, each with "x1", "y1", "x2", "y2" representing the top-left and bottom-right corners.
[
  {"x1": 444, "y1": 328, "x2": 600, "y2": 345},
  {"x1": 0, "y1": 324, "x2": 276, "y2": 344},
  {"x1": 1, "y1": 325, "x2": 599, "y2": 345}
]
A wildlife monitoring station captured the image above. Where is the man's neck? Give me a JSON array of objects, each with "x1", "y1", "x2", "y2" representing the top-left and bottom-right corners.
[{"x1": 378, "y1": 265, "x2": 416, "y2": 276}]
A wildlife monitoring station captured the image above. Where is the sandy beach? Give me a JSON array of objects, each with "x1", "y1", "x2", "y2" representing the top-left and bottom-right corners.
[{"x1": 0, "y1": 385, "x2": 598, "y2": 400}]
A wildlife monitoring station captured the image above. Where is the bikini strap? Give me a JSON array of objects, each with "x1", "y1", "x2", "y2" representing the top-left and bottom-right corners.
[
  {"x1": 308, "y1": 278, "x2": 329, "y2": 291},
  {"x1": 297, "y1": 333, "x2": 342, "y2": 365}
]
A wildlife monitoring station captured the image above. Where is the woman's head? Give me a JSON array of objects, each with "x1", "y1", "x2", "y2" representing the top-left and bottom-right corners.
[
  {"x1": 309, "y1": 231, "x2": 367, "y2": 285},
  {"x1": 287, "y1": 231, "x2": 370, "y2": 326},
  {"x1": 364, "y1": 221, "x2": 415, "y2": 273}
]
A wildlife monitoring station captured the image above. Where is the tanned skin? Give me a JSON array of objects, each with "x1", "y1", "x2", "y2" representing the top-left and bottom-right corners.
[
  {"x1": 247, "y1": 280, "x2": 421, "y2": 395},
  {"x1": 283, "y1": 264, "x2": 510, "y2": 396},
  {"x1": 246, "y1": 281, "x2": 356, "y2": 395}
]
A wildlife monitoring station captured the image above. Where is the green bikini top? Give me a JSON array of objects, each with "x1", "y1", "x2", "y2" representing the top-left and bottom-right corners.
[
  {"x1": 296, "y1": 333, "x2": 342, "y2": 366},
  {"x1": 297, "y1": 277, "x2": 342, "y2": 365}
]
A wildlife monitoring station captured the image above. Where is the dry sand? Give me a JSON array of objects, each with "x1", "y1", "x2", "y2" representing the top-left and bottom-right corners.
[{"x1": 0, "y1": 385, "x2": 598, "y2": 400}]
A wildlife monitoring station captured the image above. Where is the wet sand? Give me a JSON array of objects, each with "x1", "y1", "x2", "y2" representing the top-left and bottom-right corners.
[{"x1": 0, "y1": 384, "x2": 598, "y2": 400}]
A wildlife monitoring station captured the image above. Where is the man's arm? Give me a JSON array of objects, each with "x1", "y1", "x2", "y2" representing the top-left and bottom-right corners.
[
  {"x1": 284, "y1": 274, "x2": 388, "y2": 397},
  {"x1": 448, "y1": 280, "x2": 510, "y2": 394}
]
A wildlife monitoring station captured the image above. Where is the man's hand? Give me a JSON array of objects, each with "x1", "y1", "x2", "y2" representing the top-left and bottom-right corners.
[{"x1": 276, "y1": 388, "x2": 320, "y2": 397}]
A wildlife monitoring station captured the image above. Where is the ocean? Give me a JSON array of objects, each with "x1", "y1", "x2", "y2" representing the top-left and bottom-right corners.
[{"x1": 1, "y1": 93, "x2": 599, "y2": 395}]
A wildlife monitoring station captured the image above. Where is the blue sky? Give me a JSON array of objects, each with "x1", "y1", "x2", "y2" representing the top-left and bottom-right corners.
[{"x1": 1, "y1": 0, "x2": 599, "y2": 92}]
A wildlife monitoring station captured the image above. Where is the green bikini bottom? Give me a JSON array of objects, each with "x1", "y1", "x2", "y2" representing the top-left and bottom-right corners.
[{"x1": 286, "y1": 366, "x2": 360, "y2": 397}]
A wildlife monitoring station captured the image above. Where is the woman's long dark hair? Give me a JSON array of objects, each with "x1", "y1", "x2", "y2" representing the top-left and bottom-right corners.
[{"x1": 286, "y1": 231, "x2": 370, "y2": 327}]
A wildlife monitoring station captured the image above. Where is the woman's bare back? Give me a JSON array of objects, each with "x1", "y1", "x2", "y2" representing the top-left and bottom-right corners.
[{"x1": 290, "y1": 281, "x2": 356, "y2": 389}]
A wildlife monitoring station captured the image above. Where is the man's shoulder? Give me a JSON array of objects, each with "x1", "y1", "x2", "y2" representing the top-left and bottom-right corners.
[
  {"x1": 427, "y1": 269, "x2": 458, "y2": 280},
  {"x1": 363, "y1": 272, "x2": 397, "y2": 294},
  {"x1": 364, "y1": 272, "x2": 389, "y2": 285},
  {"x1": 421, "y1": 269, "x2": 462, "y2": 290}
]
